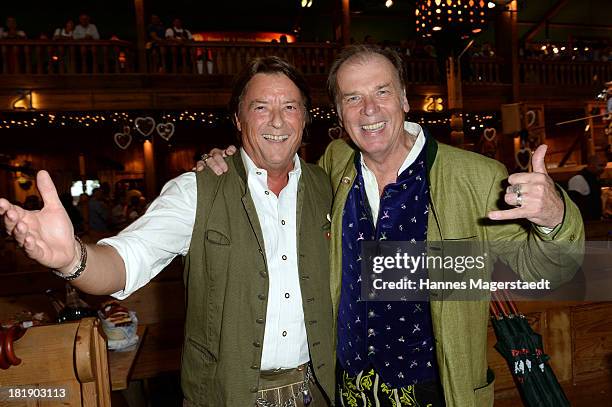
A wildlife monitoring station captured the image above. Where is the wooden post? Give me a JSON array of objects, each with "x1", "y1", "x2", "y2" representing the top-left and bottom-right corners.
[
  {"x1": 143, "y1": 140, "x2": 156, "y2": 200},
  {"x1": 341, "y1": 0, "x2": 350, "y2": 46},
  {"x1": 134, "y1": 0, "x2": 147, "y2": 73},
  {"x1": 446, "y1": 56, "x2": 464, "y2": 146},
  {"x1": 78, "y1": 153, "x2": 86, "y2": 194},
  {"x1": 495, "y1": 0, "x2": 519, "y2": 101}
]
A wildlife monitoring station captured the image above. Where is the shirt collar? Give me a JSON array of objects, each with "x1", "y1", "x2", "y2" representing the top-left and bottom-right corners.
[
  {"x1": 240, "y1": 147, "x2": 302, "y2": 178},
  {"x1": 360, "y1": 121, "x2": 426, "y2": 176}
]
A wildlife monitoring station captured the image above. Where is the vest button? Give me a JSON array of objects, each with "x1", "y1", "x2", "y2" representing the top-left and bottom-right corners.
[
  {"x1": 253, "y1": 341, "x2": 261, "y2": 347},
  {"x1": 342, "y1": 176, "x2": 351, "y2": 184},
  {"x1": 260, "y1": 270, "x2": 268, "y2": 278},
  {"x1": 368, "y1": 345, "x2": 375, "y2": 353},
  {"x1": 258, "y1": 293, "x2": 267, "y2": 300},
  {"x1": 256, "y1": 318, "x2": 264, "y2": 324},
  {"x1": 251, "y1": 364, "x2": 259, "y2": 370}
]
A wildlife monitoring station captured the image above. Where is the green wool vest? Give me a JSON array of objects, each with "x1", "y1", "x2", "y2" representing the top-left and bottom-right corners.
[{"x1": 181, "y1": 154, "x2": 335, "y2": 406}]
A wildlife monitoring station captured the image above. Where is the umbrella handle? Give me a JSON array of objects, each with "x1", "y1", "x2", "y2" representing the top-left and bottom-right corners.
[{"x1": 500, "y1": 289, "x2": 521, "y2": 316}]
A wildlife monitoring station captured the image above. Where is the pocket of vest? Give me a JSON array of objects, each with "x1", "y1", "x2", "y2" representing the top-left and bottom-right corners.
[
  {"x1": 186, "y1": 336, "x2": 218, "y2": 363},
  {"x1": 206, "y1": 229, "x2": 231, "y2": 245}
]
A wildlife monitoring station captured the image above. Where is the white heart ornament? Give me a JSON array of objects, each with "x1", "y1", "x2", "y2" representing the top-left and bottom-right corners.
[
  {"x1": 114, "y1": 131, "x2": 132, "y2": 150},
  {"x1": 515, "y1": 147, "x2": 532, "y2": 170},
  {"x1": 135, "y1": 116, "x2": 156, "y2": 137},
  {"x1": 483, "y1": 128, "x2": 496, "y2": 141},
  {"x1": 526, "y1": 110, "x2": 536, "y2": 128},
  {"x1": 156, "y1": 122, "x2": 175, "y2": 141}
]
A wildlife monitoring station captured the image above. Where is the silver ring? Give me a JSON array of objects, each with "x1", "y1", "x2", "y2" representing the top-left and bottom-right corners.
[
  {"x1": 511, "y1": 184, "x2": 522, "y2": 196},
  {"x1": 516, "y1": 193, "x2": 523, "y2": 207},
  {"x1": 201, "y1": 153, "x2": 210, "y2": 162}
]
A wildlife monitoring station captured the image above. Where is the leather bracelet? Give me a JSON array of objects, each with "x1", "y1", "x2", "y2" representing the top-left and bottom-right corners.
[{"x1": 52, "y1": 236, "x2": 87, "y2": 281}]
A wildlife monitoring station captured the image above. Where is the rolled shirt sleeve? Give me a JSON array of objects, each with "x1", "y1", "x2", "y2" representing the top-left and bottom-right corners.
[{"x1": 99, "y1": 172, "x2": 197, "y2": 299}]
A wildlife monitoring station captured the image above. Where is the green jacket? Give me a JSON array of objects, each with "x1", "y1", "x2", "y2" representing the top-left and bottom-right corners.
[
  {"x1": 319, "y1": 137, "x2": 584, "y2": 407},
  {"x1": 182, "y1": 154, "x2": 335, "y2": 406}
]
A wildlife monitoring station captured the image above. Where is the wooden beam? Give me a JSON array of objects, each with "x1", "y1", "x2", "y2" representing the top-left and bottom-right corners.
[
  {"x1": 518, "y1": 22, "x2": 612, "y2": 32},
  {"x1": 522, "y1": 0, "x2": 569, "y2": 43},
  {"x1": 134, "y1": 0, "x2": 147, "y2": 73}
]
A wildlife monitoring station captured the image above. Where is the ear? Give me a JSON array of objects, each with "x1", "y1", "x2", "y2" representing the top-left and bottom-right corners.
[
  {"x1": 401, "y1": 89, "x2": 409, "y2": 113},
  {"x1": 336, "y1": 104, "x2": 344, "y2": 127},
  {"x1": 234, "y1": 113, "x2": 242, "y2": 132}
]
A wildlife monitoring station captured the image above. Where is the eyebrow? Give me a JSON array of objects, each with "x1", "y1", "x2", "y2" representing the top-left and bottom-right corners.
[
  {"x1": 342, "y1": 82, "x2": 392, "y2": 98},
  {"x1": 248, "y1": 99, "x2": 301, "y2": 107}
]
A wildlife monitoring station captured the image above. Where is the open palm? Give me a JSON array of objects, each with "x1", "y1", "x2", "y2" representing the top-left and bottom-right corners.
[{"x1": 0, "y1": 171, "x2": 76, "y2": 270}]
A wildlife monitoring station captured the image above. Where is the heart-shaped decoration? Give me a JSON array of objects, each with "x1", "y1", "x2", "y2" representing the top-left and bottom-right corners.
[
  {"x1": 483, "y1": 127, "x2": 496, "y2": 141},
  {"x1": 156, "y1": 122, "x2": 175, "y2": 141},
  {"x1": 515, "y1": 147, "x2": 532, "y2": 170},
  {"x1": 114, "y1": 131, "x2": 132, "y2": 150},
  {"x1": 328, "y1": 126, "x2": 342, "y2": 140},
  {"x1": 526, "y1": 110, "x2": 536, "y2": 128},
  {"x1": 135, "y1": 116, "x2": 155, "y2": 137}
]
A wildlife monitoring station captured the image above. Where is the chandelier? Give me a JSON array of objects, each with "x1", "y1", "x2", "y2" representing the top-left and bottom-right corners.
[{"x1": 415, "y1": 0, "x2": 495, "y2": 38}]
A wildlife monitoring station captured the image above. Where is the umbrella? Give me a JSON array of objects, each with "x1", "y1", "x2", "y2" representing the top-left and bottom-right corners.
[{"x1": 490, "y1": 290, "x2": 571, "y2": 407}]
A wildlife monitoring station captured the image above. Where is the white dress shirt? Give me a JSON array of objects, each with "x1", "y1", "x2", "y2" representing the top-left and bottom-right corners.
[
  {"x1": 100, "y1": 148, "x2": 309, "y2": 370},
  {"x1": 361, "y1": 121, "x2": 425, "y2": 226}
]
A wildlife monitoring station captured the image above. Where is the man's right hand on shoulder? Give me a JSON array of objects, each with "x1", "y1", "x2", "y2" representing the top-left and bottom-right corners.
[
  {"x1": 194, "y1": 145, "x2": 237, "y2": 175},
  {"x1": 0, "y1": 170, "x2": 78, "y2": 273}
]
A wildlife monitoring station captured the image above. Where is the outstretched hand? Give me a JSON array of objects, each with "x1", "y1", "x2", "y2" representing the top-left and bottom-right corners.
[
  {"x1": 194, "y1": 145, "x2": 237, "y2": 175},
  {"x1": 0, "y1": 170, "x2": 78, "y2": 272},
  {"x1": 488, "y1": 145, "x2": 564, "y2": 228}
]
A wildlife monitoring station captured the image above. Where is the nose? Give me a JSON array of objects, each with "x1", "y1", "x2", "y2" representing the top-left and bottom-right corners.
[
  {"x1": 362, "y1": 95, "x2": 379, "y2": 116},
  {"x1": 269, "y1": 107, "x2": 284, "y2": 129}
]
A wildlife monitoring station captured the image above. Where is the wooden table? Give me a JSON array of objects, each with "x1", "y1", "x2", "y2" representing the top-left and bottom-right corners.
[{"x1": 108, "y1": 324, "x2": 147, "y2": 391}]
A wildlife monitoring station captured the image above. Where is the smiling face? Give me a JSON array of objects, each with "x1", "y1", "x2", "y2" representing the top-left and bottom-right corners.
[
  {"x1": 236, "y1": 73, "x2": 306, "y2": 174},
  {"x1": 336, "y1": 53, "x2": 409, "y2": 162}
]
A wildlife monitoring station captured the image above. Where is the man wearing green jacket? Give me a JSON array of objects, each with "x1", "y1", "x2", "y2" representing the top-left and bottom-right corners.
[
  {"x1": 200, "y1": 45, "x2": 583, "y2": 407},
  {"x1": 318, "y1": 45, "x2": 583, "y2": 406}
]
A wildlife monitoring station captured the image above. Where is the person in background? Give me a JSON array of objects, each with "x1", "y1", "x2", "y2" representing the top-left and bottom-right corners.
[
  {"x1": 60, "y1": 192, "x2": 84, "y2": 235},
  {"x1": 147, "y1": 14, "x2": 165, "y2": 41},
  {"x1": 0, "y1": 17, "x2": 27, "y2": 39},
  {"x1": 165, "y1": 18, "x2": 192, "y2": 41},
  {"x1": 88, "y1": 187, "x2": 110, "y2": 235},
  {"x1": 568, "y1": 155, "x2": 607, "y2": 220},
  {"x1": 73, "y1": 14, "x2": 100, "y2": 40},
  {"x1": 53, "y1": 19, "x2": 75, "y2": 40}
]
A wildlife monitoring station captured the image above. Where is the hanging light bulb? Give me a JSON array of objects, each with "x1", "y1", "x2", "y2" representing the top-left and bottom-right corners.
[{"x1": 385, "y1": 0, "x2": 394, "y2": 7}]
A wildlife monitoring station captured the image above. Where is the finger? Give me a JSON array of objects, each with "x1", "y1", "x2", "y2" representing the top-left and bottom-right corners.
[
  {"x1": 208, "y1": 155, "x2": 229, "y2": 175},
  {"x1": 0, "y1": 198, "x2": 12, "y2": 215},
  {"x1": 23, "y1": 234, "x2": 44, "y2": 259},
  {"x1": 3, "y1": 206, "x2": 25, "y2": 233},
  {"x1": 504, "y1": 193, "x2": 521, "y2": 207},
  {"x1": 507, "y1": 172, "x2": 545, "y2": 186},
  {"x1": 13, "y1": 221, "x2": 29, "y2": 246},
  {"x1": 531, "y1": 144, "x2": 548, "y2": 174},
  {"x1": 37, "y1": 170, "x2": 62, "y2": 209},
  {"x1": 210, "y1": 148, "x2": 226, "y2": 159},
  {"x1": 224, "y1": 145, "x2": 237, "y2": 157},
  {"x1": 488, "y1": 207, "x2": 528, "y2": 221}
]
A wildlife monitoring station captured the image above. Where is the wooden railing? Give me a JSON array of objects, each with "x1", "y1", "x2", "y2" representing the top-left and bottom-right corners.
[
  {"x1": 0, "y1": 39, "x2": 610, "y2": 89},
  {"x1": 0, "y1": 40, "x2": 135, "y2": 74},
  {"x1": 521, "y1": 59, "x2": 612, "y2": 87},
  {"x1": 147, "y1": 40, "x2": 338, "y2": 75}
]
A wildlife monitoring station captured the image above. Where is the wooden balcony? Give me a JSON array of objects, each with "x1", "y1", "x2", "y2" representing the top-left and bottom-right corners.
[{"x1": 0, "y1": 40, "x2": 609, "y2": 111}]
